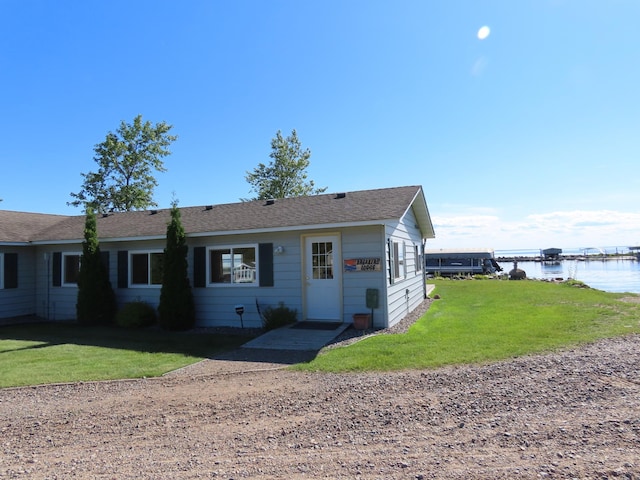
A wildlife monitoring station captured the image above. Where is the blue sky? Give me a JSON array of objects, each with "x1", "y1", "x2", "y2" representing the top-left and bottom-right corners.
[{"x1": 1, "y1": 0, "x2": 639, "y2": 251}]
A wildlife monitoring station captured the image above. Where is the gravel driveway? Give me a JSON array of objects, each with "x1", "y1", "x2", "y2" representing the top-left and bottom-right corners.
[{"x1": 1, "y1": 311, "x2": 639, "y2": 479}]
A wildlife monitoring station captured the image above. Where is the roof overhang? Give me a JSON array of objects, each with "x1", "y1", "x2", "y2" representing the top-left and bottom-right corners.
[
  {"x1": 29, "y1": 219, "x2": 397, "y2": 245},
  {"x1": 404, "y1": 188, "x2": 435, "y2": 240}
]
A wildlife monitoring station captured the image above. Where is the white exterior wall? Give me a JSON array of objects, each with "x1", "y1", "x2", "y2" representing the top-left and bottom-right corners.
[
  {"x1": 105, "y1": 239, "x2": 166, "y2": 311},
  {"x1": 384, "y1": 207, "x2": 426, "y2": 328},
  {"x1": 0, "y1": 247, "x2": 37, "y2": 318},
  {"x1": 340, "y1": 225, "x2": 389, "y2": 327},
  {"x1": 190, "y1": 231, "x2": 303, "y2": 328},
  {"x1": 36, "y1": 244, "x2": 83, "y2": 321}
]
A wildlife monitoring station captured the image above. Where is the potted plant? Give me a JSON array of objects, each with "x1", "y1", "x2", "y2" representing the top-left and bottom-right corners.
[{"x1": 352, "y1": 313, "x2": 371, "y2": 330}]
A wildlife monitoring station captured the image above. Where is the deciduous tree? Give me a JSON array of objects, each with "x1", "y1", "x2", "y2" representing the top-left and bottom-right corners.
[
  {"x1": 244, "y1": 129, "x2": 326, "y2": 200},
  {"x1": 69, "y1": 115, "x2": 177, "y2": 213}
]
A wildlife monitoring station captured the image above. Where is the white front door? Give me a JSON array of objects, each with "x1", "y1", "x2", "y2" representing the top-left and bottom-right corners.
[{"x1": 304, "y1": 235, "x2": 342, "y2": 321}]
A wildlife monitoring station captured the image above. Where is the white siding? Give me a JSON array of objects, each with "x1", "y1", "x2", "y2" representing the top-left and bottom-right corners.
[
  {"x1": 190, "y1": 232, "x2": 303, "y2": 328},
  {"x1": 0, "y1": 247, "x2": 37, "y2": 318},
  {"x1": 340, "y1": 225, "x2": 388, "y2": 327},
  {"x1": 36, "y1": 245, "x2": 82, "y2": 321},
  {"x1": 384, "y1": 206, "x2": 426, "y2": 328}
]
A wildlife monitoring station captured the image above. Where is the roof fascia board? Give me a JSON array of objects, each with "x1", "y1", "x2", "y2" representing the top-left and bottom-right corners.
[
  {"x1": 28, "y1": 220, "x2": 394, "y2": 244},
  {"x1": 402, "y1": 188, "x2": 435, "y2": 239},
  {"x1": 186, "y1": 219, "x2": 393, "y2": 239},
  {"x1": 30, "y1": 235, "x2": 165, "y2": 246}
]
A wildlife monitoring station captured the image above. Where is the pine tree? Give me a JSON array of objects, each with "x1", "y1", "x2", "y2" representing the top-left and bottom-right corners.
[
  {"x1": 158, "y1": 202, "x2": 195, "y2": 330},
  {"x1": 76, "y1": 209, "x2": 116, "y2": 324}
]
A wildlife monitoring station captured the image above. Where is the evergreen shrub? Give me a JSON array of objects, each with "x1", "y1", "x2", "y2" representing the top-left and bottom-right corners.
[
  {"x1": 158, "y1": 203, "x2": 196, "y2": 331},
  {"x1": 262, "y1": 302, "x2": 297, "y2": 331},
  {"x1": 76, "y1": 209, "x2": 116, "y2": 325}
]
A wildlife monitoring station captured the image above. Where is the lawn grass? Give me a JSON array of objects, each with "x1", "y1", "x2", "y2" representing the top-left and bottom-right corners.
[
  {"x1": 296, "y1": 279, "x2": 640, "y2": 372},
  {"x1": 0, "y1": 323, "x2": 254, "y2": 388}
]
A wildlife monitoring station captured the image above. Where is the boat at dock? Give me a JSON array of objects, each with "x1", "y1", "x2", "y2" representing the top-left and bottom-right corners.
[{"x1": 425, "y1": 248, "x2": 502, "y2": 276}]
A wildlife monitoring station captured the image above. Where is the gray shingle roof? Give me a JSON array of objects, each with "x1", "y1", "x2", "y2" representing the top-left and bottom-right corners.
[
  {"x1": 0, "y1": 211, "x2": 70, "y2": 243},
  {"x1": 1, "y1": 186, "x2": 434, "y2": 244}
]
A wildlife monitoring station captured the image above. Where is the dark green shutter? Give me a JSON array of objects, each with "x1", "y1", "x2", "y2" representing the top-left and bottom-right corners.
[
  {"x1": 259, "y1": 243, "x2": 274, "y2": 287},
  {"x1": 117, "y1": 251, "x2": 128, "y2": 288},
  {"x1": 4, "y1": 253, "x2": 18, "y2": 289},
  {"x1": 193, "y1": 246, "x2": 206, "y2": 288},
  {"x1": 52, "y1": 252, "x2": 62, "y2": 287}
]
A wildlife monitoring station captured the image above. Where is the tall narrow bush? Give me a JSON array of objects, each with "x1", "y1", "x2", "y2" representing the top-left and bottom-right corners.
[
  {"x1": 158, "y1": 202, "x2": 195, "y2": 330},
  {"x1": 76, "y1": 209, "x2": 116, "y2": 324}
]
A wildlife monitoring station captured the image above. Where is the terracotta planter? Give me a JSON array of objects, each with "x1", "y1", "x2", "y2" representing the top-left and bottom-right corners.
[{"x1": 352, "y1": 313, "x2": 371, "y2": 330}]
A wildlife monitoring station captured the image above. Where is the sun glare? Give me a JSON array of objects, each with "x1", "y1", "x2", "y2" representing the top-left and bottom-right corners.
[{"x1": 477, "y1": 26, "x2": 490, "y2": 40}]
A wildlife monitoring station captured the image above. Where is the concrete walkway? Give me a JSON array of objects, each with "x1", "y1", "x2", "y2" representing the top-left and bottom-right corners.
[
  {"x1": 242, "y1": 322, "x2": 351, "y2": 351},
  {"x1": 242, "y1": 285, "x2": 436, "y2": 352}
]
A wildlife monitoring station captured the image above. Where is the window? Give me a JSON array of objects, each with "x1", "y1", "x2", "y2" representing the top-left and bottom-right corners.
[
  {"x1": 131, "y1": 251, "x2": 164, "y2": 286},
  {"x1": 311, "y1": 241, "x2": 333, "y2": 280},
  {"x1": 63, "y1": 253, "x2": 81, "y2": 285},
  {"x1": 398, "y1": 242, "x2": 406, "y2": 278},
  {"x1": 209, "y1": 246, "x2": 257, "y2": 285},
  {"x1": 414, "y1": 244, "x2": 422, "y2": 273},
  {"x1": 389, "y1": 240, "x2": 407, "y2": 283},
  {"x1": 0, "y1": 253, "x2": 3, "y2": 289}
]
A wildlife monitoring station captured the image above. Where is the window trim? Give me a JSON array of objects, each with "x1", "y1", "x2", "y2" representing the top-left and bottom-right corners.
[
  {"x1": 129, "y1": 250, "x2": 164, "y2": 288},
  {"x1": 0, "y1": 253, "x2": 4, "y2": 289},
  {"x1": 207, "y1": 244, "x2": 259, "y2": 287},
  {"x1": 62, "y1": 252, "x2": 81, "y2": 287},
  {"x1": 414, "y1": 244, "x2": 423, "y2": 274}
]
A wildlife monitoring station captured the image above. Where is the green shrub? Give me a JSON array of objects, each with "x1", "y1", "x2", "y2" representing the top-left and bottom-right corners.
[
  {"x1": 116, "y1": 301, "x2": 157, "y2": 328},
  {"x1": 158, "y1": 204, "x2": 195, "y2": 331},
  {"x1": 262, "y1": 302, "x2": 297, "y2": 331}
]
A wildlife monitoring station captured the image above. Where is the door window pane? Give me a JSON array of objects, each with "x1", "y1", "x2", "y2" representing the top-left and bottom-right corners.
[{"x1": 311, "y1": 242, "x2": 333, "y2": 279}]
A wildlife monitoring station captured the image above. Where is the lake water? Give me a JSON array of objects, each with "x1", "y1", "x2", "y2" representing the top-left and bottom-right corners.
[{"x1": 496, "y1": 259, "x2": 640, "y2": 294}]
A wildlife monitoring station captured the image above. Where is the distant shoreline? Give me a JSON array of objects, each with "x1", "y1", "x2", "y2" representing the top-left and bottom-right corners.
[{"x1": 496, "y1": 254, "x2": 638, "y2": 262}]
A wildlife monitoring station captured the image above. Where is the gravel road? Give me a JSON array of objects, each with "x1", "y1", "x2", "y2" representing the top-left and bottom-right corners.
[{"x1": 1, "y1": 311, "x2": 639, "y2": 479}]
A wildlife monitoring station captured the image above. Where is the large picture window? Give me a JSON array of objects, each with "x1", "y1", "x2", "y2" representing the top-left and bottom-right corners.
[
  {"x1": 131, "y1": 251, "x2": 164, "y2": 286},
  {"x1": 209, "y1": 246, "x2": 257, "y2": 285}
]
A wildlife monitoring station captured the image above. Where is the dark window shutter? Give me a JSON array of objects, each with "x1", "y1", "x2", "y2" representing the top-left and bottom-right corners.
[
  {"x1": 52, "y1": 252, "x2": 62, "y2": 287},
  {"x1": 387, "y1": 240, "x2": 394, "y2": 285},
  {"x1": 117, "y1": 251, "x2": 128, "y2": 288},
  {"x1": 193, "y1": 246, "x2": 206, "y2": 288},
  {"x1": 259, "y1": 243, "x2": 274, "y2": 287},
  {"x1": 4, "y1": 253, "x2": 18, "y2": 289}
]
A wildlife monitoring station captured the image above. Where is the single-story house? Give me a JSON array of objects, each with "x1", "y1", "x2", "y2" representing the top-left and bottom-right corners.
[{"x1": 0, "y1": 185, "x2": 434, "y2": 328}]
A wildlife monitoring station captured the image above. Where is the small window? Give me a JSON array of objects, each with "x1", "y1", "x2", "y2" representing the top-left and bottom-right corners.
[
  {"x1": 131, "y1": 252, "x2": 164, "y2": 286},
  {"x1": 414, "y1": 245, "x2": 422, "y2": 273},
  {"x1": 389, "y1": 240, "x2": 408, "y2": 282},
  {"x1": 63, "y1": 253, "x2": 81, "y2": 285},
  {"x1": 311, "y1": 241, "x2": 334, "y2": 280},
  {"x1": 209, "y1": 245, "x2": 257, "y2": 285}
]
